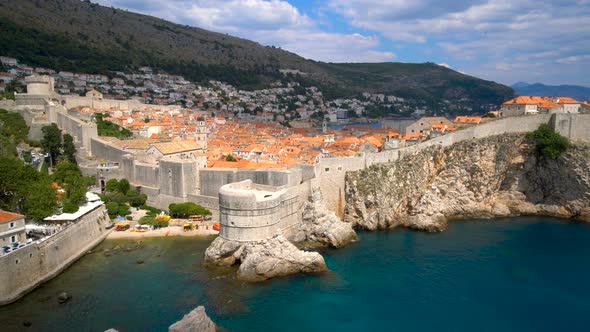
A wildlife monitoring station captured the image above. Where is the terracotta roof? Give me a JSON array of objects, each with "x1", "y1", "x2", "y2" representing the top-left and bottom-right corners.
[
  {"x1": 503, "y1": 96, "x2": 560, "y2": 108},
  {"x1": 0, "y1": 211, "x2": 24, "y2": 223},
  {"x1": 555, "y1": 97, "x2": 580, "y2": 104},
  {"x1": 150, "y1": 140, "x2": 203, "y2": 155},
  {"x1": 453, "y1": 116, "x2": 482, "y2": 124}
]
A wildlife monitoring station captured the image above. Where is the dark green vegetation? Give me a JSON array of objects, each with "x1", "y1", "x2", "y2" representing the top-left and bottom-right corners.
[
  {"x1": 101, "y1": 178, "x2": 147, "y2": 219},
  {"x1": 41, "y1": 123, "x2": 62, "y2": 163},
  {"x1": 0, "y1": 157, "x2": 91, "y2": 220},
  {"x1": 95, "y1": 113, "x2": 132, "y2": 139},
  {"x1": 0, "y1": 156, "x2": 57, "y2": 220},
  {"x1": 527, "y1": 124, "x2": 570, "y2": 160},
  {"x1": 51, "y1": 161, "x2": 95, "y2": 213},
  {"x1": 62, "y1": 133, "x2": 76, "y2": 163},
  {"x1": 41, "y1": 123, "x2": 78, "y2": 164},
  {"x1": 0, "y1": 0, "x2": 513, "y2": 111},
  {"x1": 169, "y1": 202, "x2": 211, "y2": 218},
  {"x1": 0, "y1": 108, "x2": 29, "y2": 156},
  {"x1": 138, "y1": 212, "x2": 169, "y2": 228},
  {"x1": 0, "y1": 81, "x2": 17, "y2": 100}
]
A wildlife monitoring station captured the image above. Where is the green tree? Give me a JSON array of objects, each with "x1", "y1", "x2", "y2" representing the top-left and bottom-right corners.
[
  {"x1": 0, "y1": 109, "x2": 29, "y2": 156},
  {"x1": 169, "y1": 202, "x2": 211, "y2": 218},
  {"x1": 41, "y1": 123, "x2": 62, "y2": 166},
  {"x1": 0, "y1": 156, "x2": 57, "y2": 220},
  {"x1": 23, "y1": 179, "x2": 58, "y2": 221},
  {"x1": 51, "y1": 161, "x2": 89, "y2": 213},
  {"x1": 106, "y1": 201, "x2": 119, "y2": 218},
  {"x1": 527, "y1": 124, "x2": 571, "y2": 160},
  {"x1": 118, "y1": 204, "x2": 131, "y2": 216},
  {"x1": 126, "y1": 189, "x2": 147, "y2": 207},
  {"x1": 62, "y1": 133, "x2": 77, "y2": 164},
  {"x1": 225, "y1": 154, "x2": 237, "y2": 162},
  {"x1": 22, "y1": 150, "x2": 33, "y2": 164},
  {"x1": 118, "y1": 178, "x2": 130, "y2": 194},
  {"x1": 105, "y1": 178, "x2": 119, "y2": 193}
]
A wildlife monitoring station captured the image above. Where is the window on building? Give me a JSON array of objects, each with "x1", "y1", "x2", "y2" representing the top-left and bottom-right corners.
[
  {"x1": 325, "y1": 168, "x2": 330, "y2": 172},
  {"x1": 9, "y1": 222, "x2": 14, "y2": 228},
  {"x1": 11, "y1": 235, "x2": 16, "y2": 243}
]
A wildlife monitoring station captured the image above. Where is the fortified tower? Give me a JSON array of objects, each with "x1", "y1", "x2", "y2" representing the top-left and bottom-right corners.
[
  {"x1": 15, "y1": 75, "x2": 57, "y2": 111},
  {"x1": 24, "y1": 75, "x2": 54, "y2": 95},
  {"x1": 218, "y1": 180, "x2": 300, "y2": 242}
]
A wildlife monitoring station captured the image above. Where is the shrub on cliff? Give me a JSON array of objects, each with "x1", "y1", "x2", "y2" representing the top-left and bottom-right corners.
[{"x1": 527, "y1": 124, "x2": 570, "y2": 160}]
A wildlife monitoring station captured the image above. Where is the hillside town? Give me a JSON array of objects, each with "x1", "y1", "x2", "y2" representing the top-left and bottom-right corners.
[{"x1": 3, "y1": 55, "x2": 587, "y2": 171}]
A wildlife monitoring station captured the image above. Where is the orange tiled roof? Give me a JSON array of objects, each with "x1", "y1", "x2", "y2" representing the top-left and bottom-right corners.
[{"x1": 0, "y1": 211, "x2": 24, "y2": 223}]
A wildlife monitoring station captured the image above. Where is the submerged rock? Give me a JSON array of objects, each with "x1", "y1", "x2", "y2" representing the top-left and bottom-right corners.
[
  {"x1": 57, "y1": 292, "x2": 71, "y2": 304},
  {"x1": 168, "y1": 306, "x2": 216, "y2": 332},
  {"x1": 205, "y1": 235, "x2": 327, "y2": 282}
]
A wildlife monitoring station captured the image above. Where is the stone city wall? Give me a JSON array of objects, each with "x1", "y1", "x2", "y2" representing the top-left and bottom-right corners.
[
  {"x1": 63, "y1": 96, "x2": 181, "y2": 112},
  {"x1": 90, "y1": 138, "x2": 129, "y2": 163},
  {"x1": 551, "y1": 113, "x2": 590, "y2": 142},
  {"x1": 218, "y1": 180, "x2": 304, "y2": 242},
  {"x1": 55, "y1": 110, "x2": 98, "y2": 151},
  {"x1": 317, "y1": 114, "x2": 561, "y2": 215},
  {"x1": 199, "y1": 168, "x2": 301, "y2": 197},
  {"x1": 0, "y1": 205, "x2": 111, "y2": 305}
]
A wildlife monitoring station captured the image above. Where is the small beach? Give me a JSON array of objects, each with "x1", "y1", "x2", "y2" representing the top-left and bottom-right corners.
[{"x1": 107, "y1": 225, "x2": 218, "y2": 239}]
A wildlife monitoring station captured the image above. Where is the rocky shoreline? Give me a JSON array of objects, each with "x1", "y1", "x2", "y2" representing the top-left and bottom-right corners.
[
  {"x1": 345, "y1": 134, "x2": 590, "y2": 232},
  {"x1": 204, "y1": 189, "x2": 357, "y2": 281},
  {"x1": 204, "y1": 134, "x2": 590, "y2": 282}
]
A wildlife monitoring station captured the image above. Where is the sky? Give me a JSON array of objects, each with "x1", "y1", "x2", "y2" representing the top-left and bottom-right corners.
[{"x1": 94, "y1": 0, "x2": 590, "y2": 87}]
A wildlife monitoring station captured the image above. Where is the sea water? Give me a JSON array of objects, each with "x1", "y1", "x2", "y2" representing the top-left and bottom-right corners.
[{"x1": 1, "y1": 217, "x2": 590, "y2": 332}]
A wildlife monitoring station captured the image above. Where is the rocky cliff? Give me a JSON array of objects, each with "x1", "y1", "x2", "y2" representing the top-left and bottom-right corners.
[{"x1": 345, "y1": 134, "x2": 590, "y2": 232}]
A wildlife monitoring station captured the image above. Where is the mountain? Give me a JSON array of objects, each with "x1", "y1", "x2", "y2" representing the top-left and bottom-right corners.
[
  {"x1": 512, "y1": 82, "x2": 590, "y2": 101},
  {"x1": 511, "y1": 82, "x2": 530, "y2": 89},
  {"x1": 0, "y1": 0, "x2": 513, "y2": 110}
]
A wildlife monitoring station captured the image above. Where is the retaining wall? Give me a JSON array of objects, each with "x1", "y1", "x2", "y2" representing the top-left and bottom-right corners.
[{"x1": 0, "y1": 205, "x2": 111, "y2": 305}]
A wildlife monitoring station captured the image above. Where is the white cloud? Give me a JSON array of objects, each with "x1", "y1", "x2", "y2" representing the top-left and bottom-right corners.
[
  {"x1": 557, "y1": 55, "x2": 590, "y2": 64},
  {"x1": 329, "y1": 0, "x2": 590, "y2": 84}
]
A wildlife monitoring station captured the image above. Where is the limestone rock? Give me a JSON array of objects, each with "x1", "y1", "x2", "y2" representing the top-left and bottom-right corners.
[
  {"x1": 299, "y1": 189, "x2": 358, "y2": 248},
  {"x1": 204, "y1": 235, "x2": 327, "y2": 282},
  {"x1": 345, "y1": 134, "x2": 590, "y2": 231},
  {"x1": 203, "y1": 236, "x2": 243, "y2": 267},
  {"x1": 169, "y1": 306, "x2": 216, "y2": 332},
  {"x1": 237, "y1": 235, "x2": 327, "y2": 282}
]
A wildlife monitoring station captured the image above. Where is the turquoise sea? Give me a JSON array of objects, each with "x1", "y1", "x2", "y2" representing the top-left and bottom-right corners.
[{"x1": 1, "y1": 217, "x2": 590, "y2": 332}]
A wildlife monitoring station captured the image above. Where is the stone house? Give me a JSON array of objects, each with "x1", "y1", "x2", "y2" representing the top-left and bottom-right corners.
[
  {"x1": 0, "y1": 211, "x2": 26, "y2": 245},
  {"x1": 86, "y1": 89, "x2": 103, "y2": 99},
  {"x1": 405, "y1": 117, "x2": 454, "y2": 136},
  {"x1": 500, "y1": 96, "x2": 561, "y2": 116}
]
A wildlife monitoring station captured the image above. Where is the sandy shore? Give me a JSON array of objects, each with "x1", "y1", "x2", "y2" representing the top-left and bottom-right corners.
[{"x1": 107, "y1": 226, "x2": 218, "y2": 239}]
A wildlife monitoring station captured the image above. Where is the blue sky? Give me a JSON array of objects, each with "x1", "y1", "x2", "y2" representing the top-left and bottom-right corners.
[{"x1": 95, "y1": 0, "x2": 590, "y2": 87}]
